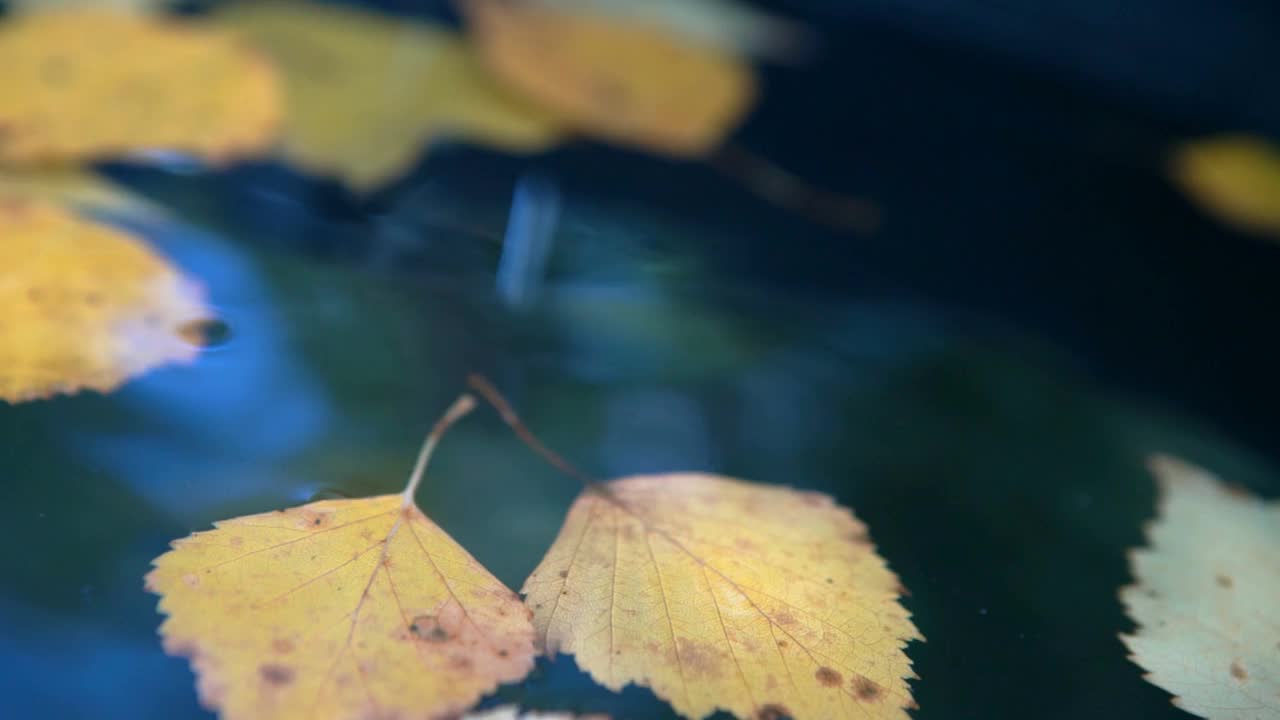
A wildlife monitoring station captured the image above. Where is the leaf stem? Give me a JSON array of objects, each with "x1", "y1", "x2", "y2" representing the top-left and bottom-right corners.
[
  {"x1": 402, "y1": 393, "x2": 477, "y2": 505},
  {"x1": 466, "y1": 373, "x2": 599, "y2": 489}
]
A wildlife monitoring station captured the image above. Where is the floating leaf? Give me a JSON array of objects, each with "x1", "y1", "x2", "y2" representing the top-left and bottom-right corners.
[
  {"x1": 465, "y1": 706, "x2": 610, "y2": 720},
  {"x1": 0, "y1": 10, "x2": 281, "y2": 165},
  {"x1": 525, "y1": 474, "x2": 921, "y2": 720},
  {"x1": 1171, "y1": 135, "x2": 1280, "y2": 237},
  {"x1": 6, "y1": 0, "x2": 168, "y2": 13},
  {"x1": 1120, "y1": 455, "x2": 1280, "y2": 720},
  {"x1": 0, "y1": 166, "x2": 169, "y2": 220},
  {"x1": 215, "y1": 1, "x2": 564, "y2": 190},
  {"x1": 526, "y1": 0, "x2": 817, "y2": 64},
  {"x1": 0, "y1": 199, "x2": 209, "y2": 403},
  {"x1": 460, "y1": 0, "x2": 757, "y2": 157},
  {"x1": 146, "y1": 396, "x2": 538, "y2": 720}
]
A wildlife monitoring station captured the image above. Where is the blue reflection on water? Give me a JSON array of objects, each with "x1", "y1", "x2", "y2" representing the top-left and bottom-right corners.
[{"x1": 71, "y1": 215, "x2": 333, "y2": 517}]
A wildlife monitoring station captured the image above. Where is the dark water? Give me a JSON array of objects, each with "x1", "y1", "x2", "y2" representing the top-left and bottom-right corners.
[{"x1": 3, "y1": 1, "x2": 1280, "y2": 719}]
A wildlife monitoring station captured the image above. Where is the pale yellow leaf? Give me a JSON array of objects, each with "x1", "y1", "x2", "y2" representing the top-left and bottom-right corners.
[
  {"x1": 0, "y1": 166, "x2": 169, "y2": 220},
  {"x1": 524, "y1": 474, "x2": 921, "y2": 720},
  {"x1": 6, "y1": 0, "x2": 167, "y2": 13},
  {"x1": 0, "y1": 199, "x2": 209, "y2": 403},
  {"x1": 1171, "y1": 135, "x2": 1280, "y2": 237},
  {"x1": 460, "y1": 0, "x2": 757, "y2": 157},
  {"x1": 465, "y1": 705, "x2": 610, "y2": 719},
  {"x1": 0, "y1": 10, "x2": 281, "y2": 165},
  {"x1": 214, "y1": 1, "x2": 565, "y2": 191},
  {"x1": 526, "y1": 0, "x2": 816, "y2": 64},
  {"x1": 1120, "y1": 455, "x2": 1280, "y2": 720},
  {"x1": 146, "y1": 396, "x2": 538, "y2": 720}
]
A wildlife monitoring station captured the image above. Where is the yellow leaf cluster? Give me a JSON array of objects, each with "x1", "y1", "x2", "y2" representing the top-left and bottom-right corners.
[
  {"x1": 147, "y1": 397, "x2": 538, "y2": 720},
  {"x1": 460, "y1": 0, "x2": 757, "y2": 156},
  {"x1": 0, "y1": 199, "x2": 209, "y2": 402},
  {"x1": 214, "y1": 1, "x2": 564, "y2": 190},
  {"x1": 1120, "y1": 455, "x2": 1280, "y2": 720},
  {"x1": 526, "y1": 474, "x2": 921, "y2": 720},
  {"x1": 0, "y1": 9, "x2": 281, "y2": 165},
  {"x1": 1171, "y1": 135, "x2": 1280, "y2": 238}
]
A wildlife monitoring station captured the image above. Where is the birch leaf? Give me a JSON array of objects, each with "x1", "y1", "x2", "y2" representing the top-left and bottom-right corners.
[
  {"x1": 0, "y1": 10, "x2": 281, "y2": 165},
  {"x1": 1171, "y1": 135, "x2": 1280, "y2": 237},
  {"x1": 460, "y1": 0, "x2": 757, "y2": 157},
  {"x1": 465, "y1": 706, "x2": 610, "y2": 719},
  {"x1": 0, "y1": 166, "x2": 169, "y2": 220},
  {"x1": 0, "y1": 199, "x2": 209, "y2": 403},
  {"x1": 524, "y1": 0, "x2": 816, "y2": 64},
  {"x1": 215, "y1": 1, "x2": 564, "y2": 191},
  {"x1": 525, "y1": 474, "x2": 921, "y2": 720},
  {"x1": 1120, "y1": 455, "x2": 1280, "y2": 720},
  {"x1": 145, "y1": 396, "x2": 538, "y2": 720}
]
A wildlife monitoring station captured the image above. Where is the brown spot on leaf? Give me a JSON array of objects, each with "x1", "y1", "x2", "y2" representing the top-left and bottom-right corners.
[
  {"x1": 773, "y1": 611, "x2": 797, "y2": 626},
  {"x1": 756, "y1": 704, "x2": 791, "y2": 720},
  {"x1": 272, "y1": 638, "x2": 294, "y2": 654},
  {"x1": 853, "y1": 676, "x2": 881, "y2": 701},
  {"x1": 559, "y1": 570, "x2": 568, "y2": 578},
  {"x1": 815, "y1": 667, "x2": 842, "y2": 687},
  {"x1": 676, "y1": 639, "x2": 722, "y2": 678},
  {"x1": 259, "y1": 664, "x2": 294, "y2": 686},
  {"x1": 776, "y1": 640, "x2": 788, "y2": 648},
  {"x1": 409, "y1": 614, "x2": 450, "y2": 643},
  {"x1": 1230, "y1": 661, "x2": 1248, "y2": 681},
  {"x1": 181, "y1": 573, "x2": 199, "y2": 588},
  {"x1": 1216, "y1": 574, "x2": 1234, "y2": 589}
]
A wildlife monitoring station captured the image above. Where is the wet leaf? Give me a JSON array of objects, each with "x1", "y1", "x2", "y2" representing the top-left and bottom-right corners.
[
  {"x1": 0, "y1": 166, "x2": 169, "y2": 220},
  {"x1": 1171, "y1": 135, "x2": 1280, "y2": 237},
  {"x1": 1120, "y1": 455, "x2": 1280, "y2": 720},
  {"x1": 460, "y1": 0, "x2": 757, "y2": 157},
  {"x1": 146, "y1": 396, "x2": 538, "y2": 720},
  {"x1": 6, "y1": 0, "x2": 167, "y2": 13},
  {"x1": 0, "y1": 199, "x2": 209, "y2": 403},
  {"x1": 215, "y1": 1, "x2": 564, "y2": 191},
  {"x1": 465, "y1": 706, "x2": 610, "y2": 719},
  {"x1": 0, "y1": 10, "x2": 281, "y2": 165},
  {"x1": 524, "y1": 474, "x2": 921, "y2": 720},
  {"x1": 526, "y1": 0, "x2": 816, "y2": 64}
]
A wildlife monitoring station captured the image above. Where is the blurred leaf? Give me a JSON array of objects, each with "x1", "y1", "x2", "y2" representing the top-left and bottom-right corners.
[
  {"x1": 465, "y1": 707, "x2": 610, "y2": 720},
  {"x1": 0, "y1": 166, "x2": 169, "y2": 220},
  {"x1": 0, "y1": 199, "x2": 210, "y2": 403},
  {"x1": 528, "y1": 0, "x2": 817, "y2": 64},
  {"x1": 1120, "y1": 455, "x2": 1280, "y2": 720},
  {"x1": 0, "y1": 10, "x2": 281, "y2": 165},
  {"x1": 525, "y1": 474, "x2": 922, "y2": 720},
  {"x1": 5, "y1": 0, "x2": 167, "y2": 13},
  {"x1": 215, "y1": 1, "x2": 565, "y2": 191},
  {"x1": 1171, "y1": 135, "x2": 1280, "y2": 237},
  {"x1": 460, "y1": 0, "x2": 757, "y2": 157},
  {"x1": 146, "y1": 397, "x2": 539, "y2": 720}
]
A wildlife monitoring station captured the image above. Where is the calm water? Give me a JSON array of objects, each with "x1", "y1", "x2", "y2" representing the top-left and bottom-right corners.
[{"x1": 4, "y1": 1, "x2": 1280, "y2": 719}]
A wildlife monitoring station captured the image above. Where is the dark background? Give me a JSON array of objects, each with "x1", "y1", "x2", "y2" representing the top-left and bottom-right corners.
[{"x1": 1, "y1": 1, "x2": 1278, "y2": 718}]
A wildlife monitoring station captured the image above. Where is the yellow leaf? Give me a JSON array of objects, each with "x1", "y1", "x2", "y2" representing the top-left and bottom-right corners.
[
  {"x1": 214, "y1": 1, "x2": 564, "y2": 191},
  {"x1": 0, "y1": 166, "x2": 169, "y2": 220},
  {"x1": 6, "y1": 0, "x2": 167, "y2": 13},
  {"x1": 1120, "y1": 455, "x2": 1280, "y2": 720},
  {"x1": 525, "y1": 0, "x2": 815, "y2": 64},
  {"x1": 0, "y1": 10, "x2": 281, "y2": 165},
  {"x1": 525, "y1": 475, "x2": 922, "y2": 720},
  {"x1": 460, "y1": 0, "x2": 757, "y2": 157},
  {"x1": 0, "y1": 199, "x2": 209, "y2": 403},
  {"x1": 1171, "y1": 135, "x2": 1280, "y2": 237},
  {"x1": 465, "y1": 706, "x2": 610, "y2": 720},
  {"x1": 146, "y1": 396, "x2": 538, "y2": 720}
]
